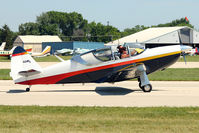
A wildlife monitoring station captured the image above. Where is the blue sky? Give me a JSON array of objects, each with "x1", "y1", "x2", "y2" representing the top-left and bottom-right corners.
[{"x1": 0, "y1": 0, "x2": 198, "y2": 31}]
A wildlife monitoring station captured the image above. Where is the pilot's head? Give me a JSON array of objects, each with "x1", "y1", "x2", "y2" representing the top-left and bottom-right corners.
[{"x1": 117, "y1": 45, "x2": 122, "y2": 49}]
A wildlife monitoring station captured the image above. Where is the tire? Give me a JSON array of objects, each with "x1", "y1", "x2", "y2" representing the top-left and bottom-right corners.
[
  {"x1": 141, "y1": 84, "x2": 152, "y2": 92},
  {"x1": 26, "y1": 88, "x2": 30, "y2": 92}
]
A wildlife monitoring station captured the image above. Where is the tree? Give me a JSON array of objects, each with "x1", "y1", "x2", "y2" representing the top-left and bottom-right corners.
[
  {"x1": 19, "y1": 22, "x2": 40, "y2": 35},
  {"x1": 36, "y1": 11, "x2": 88, "y2": 39},
  {"x1": 0, "y1": 24, "x2": 16, "y2": 49},
  {"x1": 88, "y1": 22, "x2": 120, "y2": 43},
  {"x1": 121, "y1": 25, "x2": 149, "y2": 37}
]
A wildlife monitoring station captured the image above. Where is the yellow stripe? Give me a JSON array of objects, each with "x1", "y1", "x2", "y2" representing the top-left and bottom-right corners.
[
  {"x1": 42, "y1": 47, "x2": 51, "y2": 54},
  {"x1": 117, "y1": 51, "x2": 181, "y2": 72},
  {"x1": 118, "y1": 64, "x2": 136, "y2": 72},
  {"x1": 137, "y1": 51, "x2": 181, "y2": 62}
]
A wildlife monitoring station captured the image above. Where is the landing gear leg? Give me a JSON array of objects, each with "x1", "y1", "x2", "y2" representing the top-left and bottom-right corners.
[
  {"x1": 26, "y1": 85, "x2": 31, "y2": 92},
  {"x1": 137, "y1": 65, "x2": 152, "y2": 92}
]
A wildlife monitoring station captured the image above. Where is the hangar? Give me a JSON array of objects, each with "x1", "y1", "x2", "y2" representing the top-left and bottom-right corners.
[
  {"x1": 13, "y1": 35, "x2": 62, "y2": 53},
  {"x1": 43, "y1": 41, "x2": 104, "y2": 54},
  {"x1": 105, "y1": 26, "x2": 199, "y2": 48}
]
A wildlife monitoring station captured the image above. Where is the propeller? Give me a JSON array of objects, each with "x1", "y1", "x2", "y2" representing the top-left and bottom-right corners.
[{"x1": 178, "y1": 31, "x2": 192, "y2": 64}]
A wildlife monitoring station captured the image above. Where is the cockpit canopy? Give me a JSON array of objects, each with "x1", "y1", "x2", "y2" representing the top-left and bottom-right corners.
[{"x1": 72, "y1": 47, "x2": 113, "y2": 65}]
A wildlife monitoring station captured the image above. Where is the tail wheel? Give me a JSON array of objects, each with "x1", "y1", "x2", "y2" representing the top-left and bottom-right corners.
[
  {"x1": 141, "y1": 84, "x2": 152, "y2": 92},
  {"x1": 26, "y1": 88, "x2": 30, "y2": 92}
]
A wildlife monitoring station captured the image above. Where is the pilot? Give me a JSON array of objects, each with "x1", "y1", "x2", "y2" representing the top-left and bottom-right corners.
[{"x1": 117, "y1": 45, "x2": 127, "y2": 58}]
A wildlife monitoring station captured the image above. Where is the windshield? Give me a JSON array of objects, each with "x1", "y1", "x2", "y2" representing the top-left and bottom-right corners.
[{"x1": 93, "y1": 48, "x2": 112, "y2": 62}]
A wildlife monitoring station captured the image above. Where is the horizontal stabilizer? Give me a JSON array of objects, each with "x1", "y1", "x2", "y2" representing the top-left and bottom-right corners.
[{"x1": 18, "y1": 69, "x2": 41, "y2": 76}]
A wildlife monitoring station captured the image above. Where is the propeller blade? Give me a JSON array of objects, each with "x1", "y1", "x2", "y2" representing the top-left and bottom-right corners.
[{"x1": 183, "y1": 53, "x2": 187, "y2": 64}]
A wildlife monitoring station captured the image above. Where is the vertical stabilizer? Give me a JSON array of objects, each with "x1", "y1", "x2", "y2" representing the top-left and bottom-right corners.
[
  {"x1": 10, "y1": 46, "x2": 42, "y2": 83},
  {"x1": 42, "y1": 46, "x2": 51, "y2": 55},
  {"x1": 0, "y1": 42, "x2": 6, "y2": 51}
]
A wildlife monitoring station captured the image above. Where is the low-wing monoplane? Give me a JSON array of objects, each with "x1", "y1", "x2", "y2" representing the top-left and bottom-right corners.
[
  {"x1": 55, "y1": 48, "x2": 73, "y2": 55},
  {"x1": 10, "y1": 44, "x2": 191, "y2": 92}
]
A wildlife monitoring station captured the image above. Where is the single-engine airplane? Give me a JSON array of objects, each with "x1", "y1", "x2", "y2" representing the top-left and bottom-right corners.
[{"x1": 10, "y1": 44, "x2": 191, "y2": 92}]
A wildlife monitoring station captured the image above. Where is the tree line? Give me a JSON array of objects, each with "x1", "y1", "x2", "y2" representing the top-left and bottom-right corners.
[{"x1": 0, "y1": 11, "x2": 194, "y2": 49}]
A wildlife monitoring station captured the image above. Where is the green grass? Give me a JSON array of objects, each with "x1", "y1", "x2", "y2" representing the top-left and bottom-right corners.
[
  {"x1": 0, "y1": 69, "x2": 11, "y2": 80},
  {"x1": 0, "y1": 56, "x2": 10, "y2": 62},
  {"x1": 0, "y1": 106, "x2": 199, "y2": 133},
  {"x1": 148, "y1": 68, "x2": 199, "y2": 81},
  {"x1": 0, "y1": 55, "x2": 72, "y2": 62},
  {"x1": 178, "y1": 55, "x2": 199, "y2": 62},
  {"x1": 1, "y1": 68, "x2": 199, "y2": 81},
  {"x1": 34, "y1": 55, "x2": 72, "y2": 62}
]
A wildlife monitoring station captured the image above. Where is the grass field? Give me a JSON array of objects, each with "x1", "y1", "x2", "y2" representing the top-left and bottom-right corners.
[
  {"x1": 148, "y1": 68, "x2": 199, "y2": 81},
  {"x1": 0, "y1": 69, "x2": 11, "y2": 80},
  {"x1": 0, "y1": 106, "x2": 199, "y2": 133},
  {"x1": 1, "y1": 68, "x2": 199, "y2": 81},
  {"x1": 178, "y1": 55, "x2": 199, "y2": 62}
]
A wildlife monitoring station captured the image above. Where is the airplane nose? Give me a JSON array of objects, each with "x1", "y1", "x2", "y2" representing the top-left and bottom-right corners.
[{"x1": 180, "y1": 45, "x2": 192, "y2": 53}]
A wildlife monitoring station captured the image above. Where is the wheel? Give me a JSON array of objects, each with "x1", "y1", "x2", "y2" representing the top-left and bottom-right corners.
[
  {"x1": 141, "y1": 84, "x2": 152, "y2": 92},
  {"x1": 26, "y1": 88, "x2": 30, "y2": 92}
]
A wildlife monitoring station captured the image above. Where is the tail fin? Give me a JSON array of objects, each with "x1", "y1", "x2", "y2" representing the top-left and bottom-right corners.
[
  {"x1": 0, "y1": 42, "x2": 6, "y2": 51},
  {"x1": 10, "y1": 46, "x2": 42, "y2": 82},
  {"x1": 42, "y1": 46, "x2": 51, "y2": 55}
]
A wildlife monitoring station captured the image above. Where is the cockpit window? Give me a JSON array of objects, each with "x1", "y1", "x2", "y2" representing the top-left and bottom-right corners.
[{"x1": 92, "y1": 48, "x2": 112, "y2": 62}]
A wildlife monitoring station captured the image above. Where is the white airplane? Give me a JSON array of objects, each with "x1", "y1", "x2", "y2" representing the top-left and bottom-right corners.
[
  {"x1": 0, "y1": 46, "x2": 32, "y2": 58},
  {"x1": 55, "y1": 48, "x2": 73, "y2": 55},
  {"x1": 30, "y1": 46, "x2": 51, "y2": 57},
  {"x1": 187, "y1": 47, "x2": 199, "y2": 56},
  {"x1": 73, "y1": 48, "x2": 91, "y2": 55},
  {"x1": 0, "y1": 42, "x2": 6, "y2": 51},
  {"x1": 10, "y1": 44, "x2": 191, "y2": 92}
]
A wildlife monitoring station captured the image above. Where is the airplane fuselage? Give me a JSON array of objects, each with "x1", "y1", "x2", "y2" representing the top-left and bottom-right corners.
[{"x1": 13, "y1": 45, "x2": 181, "y2": 85}]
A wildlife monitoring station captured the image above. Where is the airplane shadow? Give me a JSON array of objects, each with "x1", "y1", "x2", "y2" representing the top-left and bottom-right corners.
[
  {"x1": 7, "y1": 87, "x2": 141, "y2": 95},
  {"x1": 7, "y1": 89, "x2": 27, "y2": 93},
  {"x1": 95, "y1": 87, "x2": 137, "y2": 95}
]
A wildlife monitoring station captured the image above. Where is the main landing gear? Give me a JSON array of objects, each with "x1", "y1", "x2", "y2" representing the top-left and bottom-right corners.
[
  {"x1": 137, "y1": 65, "x2": 152, "y2": 92},
  {"x1": 26, "y1": 85, "x2": 31, "y2": 92}
]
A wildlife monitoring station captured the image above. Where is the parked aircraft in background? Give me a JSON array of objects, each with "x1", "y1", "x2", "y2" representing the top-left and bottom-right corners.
[
  {"x1": 73, "y1": 48, "x2": 91, "y2": 55},
  {"x1": 0, "y1": 46, "x2": 32, "y2": 58},
  {"x1": 30, "y1": 46, "x2": 51, "y2": 57},
  {"x1": 0, "y1": 46, "x2": 17, "y2": 57},
  {"x1": 55, "y1": 48, "x2": 73, "y2": 55},
  {"x1": 187, "y1": 47, "x2": 199, "y2": 56},
  {"x1": 10, "y1": 44, "x2": 191, "y2": 92},
  {"x1": 0, "y1": 42, "x2": 6, "y2": 51}
]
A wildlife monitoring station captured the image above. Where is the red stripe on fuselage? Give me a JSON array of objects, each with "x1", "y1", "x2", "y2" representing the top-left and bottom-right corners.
[{"x1": 17, "y1": 59, "x2": 139, "y2": 85}]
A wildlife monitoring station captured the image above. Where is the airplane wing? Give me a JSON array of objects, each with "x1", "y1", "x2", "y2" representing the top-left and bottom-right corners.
[{"x1": 105, "y1": 63, "x2": 146, "y2": 83}]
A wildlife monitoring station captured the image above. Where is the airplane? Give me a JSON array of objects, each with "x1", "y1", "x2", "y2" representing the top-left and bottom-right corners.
[
  {"x1": 0, "y1": 42, "x2": 6, "y2": 51},
  {"x1": 10, "y1": 44, "x2": 191, "y2": 92},
  {"x1": 30, "y1": 46, "x2": 51, "y2": 57},
  {"x1": 0, "y1": 46, "x2": 32, "y2": 58},
  {"x1": 55, "y1": 48, "x2": 73, "y2": 55},
  {"x1": 73, "y1": 48, "x2": 91, "y2": 55},
  {"x1": 187, "y1": 47, "x2": 199, "y2": 56}
]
